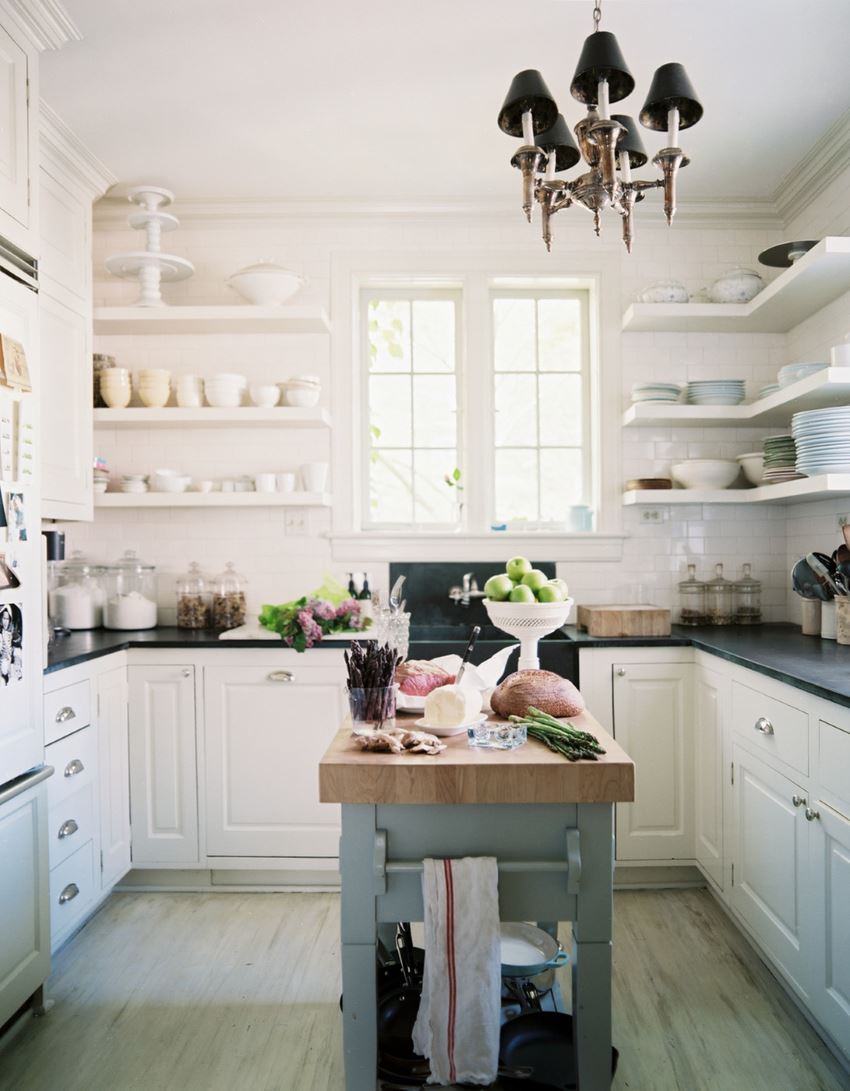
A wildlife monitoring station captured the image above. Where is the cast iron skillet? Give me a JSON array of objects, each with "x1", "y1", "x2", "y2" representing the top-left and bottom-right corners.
[{"x1": 498, "y1": 1012, "x2": 619, "y2": 1090}]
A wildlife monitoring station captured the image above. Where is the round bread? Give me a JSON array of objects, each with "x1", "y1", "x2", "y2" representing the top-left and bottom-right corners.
[{"x1": 490, "y1": 669, "x2": 585, "y2": 719}]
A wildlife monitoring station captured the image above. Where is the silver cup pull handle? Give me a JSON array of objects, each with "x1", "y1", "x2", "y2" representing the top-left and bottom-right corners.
[
  {"x1": 58, "y1": 883, "x2": 79, "y2": 905},
  {"x1": 754, "y1": 717, "x2": 774, "y2": 735},
  {"x1": 64, "y1": 758, "x2": 84, "y2": 777},
  {"x1": 58, "y1": 818, "x2": 79, "y2": 840},
  {"x1": 267, "y1": 670, "x2": 294, "y2": 683},
  {"x1": 55, "y1": 706, "x2": 76, "y2": 723}
]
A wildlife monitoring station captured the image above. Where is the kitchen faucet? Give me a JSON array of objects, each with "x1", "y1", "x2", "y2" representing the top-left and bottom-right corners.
[{"x1": 448, "y1": 572, "x2": 485, "y2": 607}]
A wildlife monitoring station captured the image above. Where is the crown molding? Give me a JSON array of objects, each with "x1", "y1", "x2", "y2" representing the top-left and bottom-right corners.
[
  {"x1": 93, "y1": 194, "x2": 781, "y2": 230},
  {"x1": 3, "y1": 0, "x2": 81, "y2": 50},
  {"x1": 40, "y1": 101, "x2": 117, "y2": 196},
  {"x1": 773, "y1": 108, "x2": 850, "y2": 230}
]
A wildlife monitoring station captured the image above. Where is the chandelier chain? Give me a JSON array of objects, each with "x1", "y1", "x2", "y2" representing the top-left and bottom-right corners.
[{"x1": 592, "y1": 1, "x2": 602, "y2": 31}]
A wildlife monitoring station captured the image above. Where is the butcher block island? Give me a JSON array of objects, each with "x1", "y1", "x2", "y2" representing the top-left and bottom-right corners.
[{"x1": 320, "y1": 712, "x2": 634, "y2": 1091}]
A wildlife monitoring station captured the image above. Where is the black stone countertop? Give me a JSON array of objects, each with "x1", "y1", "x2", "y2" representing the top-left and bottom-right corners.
[{"x1": 46, "y1": 622, "x2": 850, "y2": 709}]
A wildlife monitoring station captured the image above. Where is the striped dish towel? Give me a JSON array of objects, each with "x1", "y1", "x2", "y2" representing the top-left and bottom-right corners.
[{"x1": 412, "y1": 857, "x2": 501, "y2": 1085}]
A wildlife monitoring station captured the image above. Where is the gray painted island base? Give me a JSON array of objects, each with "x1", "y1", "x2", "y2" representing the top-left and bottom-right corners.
[{"x1": 339, "y1": 800, "x2": 615, "y2": 1090}]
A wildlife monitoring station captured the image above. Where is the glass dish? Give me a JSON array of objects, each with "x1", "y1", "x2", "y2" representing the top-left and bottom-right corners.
[{"x1": 467, "y1": 721, "x2": 528, "y2": 750}]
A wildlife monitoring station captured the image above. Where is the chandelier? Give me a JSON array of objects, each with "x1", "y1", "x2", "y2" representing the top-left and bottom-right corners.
[{"x1": 497, "y1": 1, "x2": 703, "y2": 252}]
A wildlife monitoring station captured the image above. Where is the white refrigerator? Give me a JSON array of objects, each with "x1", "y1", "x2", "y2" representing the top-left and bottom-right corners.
[{"x1": 0, "y1": 241, "x2": 51, "y2": 1030}]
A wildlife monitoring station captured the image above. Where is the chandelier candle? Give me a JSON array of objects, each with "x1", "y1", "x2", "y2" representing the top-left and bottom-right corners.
[{"x1": 497, "y1": 0, "x2": 702, "y2": 251}]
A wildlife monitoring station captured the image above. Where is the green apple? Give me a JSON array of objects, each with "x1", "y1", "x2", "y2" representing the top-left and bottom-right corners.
[
  {"x1": 509, "y1": 583, "x2": 536, "y2": 603},
  {"x1": 549, "y1": 577, "x2": 569, "y2": 597},
  {"x1": 521, "y1": 569, "x2": 549, "y2": 593},
  {"x1": 484, "y1": 573, "x2": 514, "y2": 601},
  {"x1": 506, "y1": 556, "x2": 532, "y2": 581},
  {"x1": 538, "y1": 582, "x2": 566, "y2": 603}
]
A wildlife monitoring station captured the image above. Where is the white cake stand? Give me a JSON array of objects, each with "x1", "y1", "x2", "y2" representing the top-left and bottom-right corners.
[
  {"x1": 105, "y1": 185, "x2": 195, "y2": 306},
  {"x1": 484, "y1": 597, "x2": 574, "y2": 671}
]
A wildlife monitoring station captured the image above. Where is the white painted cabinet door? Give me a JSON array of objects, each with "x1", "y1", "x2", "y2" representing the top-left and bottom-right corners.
[
  {"x1": 128, "y1": 666, "x2": 198, "y2": 865},
  {"x1": 612, "y1": 662, "x2": 694, "y2": 861},
  {"x1": 730, "y1": 742, "x2": 809, "y2": 995},
  {"x1": 0, "y1": 22, "x2": 30, "y2": 233},
  {"x1": 97, "y1": 667, "x2": 131, "y2": 889},
  {"x1": 808, "y1": 801, "x2": 850, "y2": 1060},
  {"x1": 39, "y1": 292, "x2": 92, "y2": 520},
  {"x1": 204, "y1": 662, "x2": 346, "y2": 858},
  {"x1": 38, "y1": 164, "x2": 91, "y2": 309},
  {"x1": 694, "y1": 665, "x2": 726, "y2": 890}
]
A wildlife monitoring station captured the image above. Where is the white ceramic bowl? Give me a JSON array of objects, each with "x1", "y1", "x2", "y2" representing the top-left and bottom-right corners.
[
  {"x1": 672, "y1": 459, "x2": 741, "y2": 490},
  {"x1": 284, "y1": 386, "x2": 320, "y2": 408},
  {"x1": 138, "y1": 388, "x2": 170, "y2": 408},
  {"x1": 736, "y1": 453, "x2": 765, "y2": 486},
  {"x1": 205, "y1": 389, "x2": 243, "y2": 408},
  {"x1": 101, "y1": 386, "x2": 131, "y2": 409},
  {"x1": 249, "y1": 384, "x2": 280, "y2": 408},
  {"x1": 638, "y1": 280, "x2": 689, "y2": 304},
  {"x1": 227, "y1": 261, "x2": 304, "y2": 306},
  {"x1": 708, "y1": 268, "x2": 765, "y2": 304},
  {"x1": 153, "y1": 474, "x2": 190, "y2": 493},
  {"x1": 287, "y1": 374, "x2": 321, "y2": 388}
]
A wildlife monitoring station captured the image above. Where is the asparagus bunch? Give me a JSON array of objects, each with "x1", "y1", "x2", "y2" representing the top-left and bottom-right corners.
[
  {"x1": 509, "y1": 705, "x2": 606, "y2": 762},
  {"x1": 344, "y1": 640, "x2": 401, "y2": 724}
]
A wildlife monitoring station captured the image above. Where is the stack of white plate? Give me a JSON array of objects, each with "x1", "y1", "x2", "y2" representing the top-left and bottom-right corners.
[
  {"x1": 757, "y1": 383, "x2": 780, "y2": 400},
  {"x1": 686, "y1": 380, "x2": 746, "y2": 406},
  {"x1": 792, "y1": 407, "x2": 850, "y2": 475},
  {"x1": 778, "y1": 362, "x2": 828, "y2": 388},
  {"x1": 762, "y1": 435, "x2": 804, "y2": 483},
  {"x1": 120, "y1": 474, "x2": 148, "y2": 494},
  {"x1": 631, "y1": 382, "x2": 681, "y2": 404}
]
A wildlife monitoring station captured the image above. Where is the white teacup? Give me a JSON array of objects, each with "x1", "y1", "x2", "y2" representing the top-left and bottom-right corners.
[
  {"x1": 276, "y1": 472, "x2": 296, "y2": 493},
  {"x1": 255, "y1": 473, "x2": 277, "y2": 493}
]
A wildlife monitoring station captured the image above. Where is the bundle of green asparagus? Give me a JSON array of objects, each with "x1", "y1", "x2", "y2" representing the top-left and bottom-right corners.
[
  {"x1": 344, "y1": 640, "x2": 401, "y2": 724},
  {"x1": 510, "y1": 705, "x2": 606, "y2": 762}
]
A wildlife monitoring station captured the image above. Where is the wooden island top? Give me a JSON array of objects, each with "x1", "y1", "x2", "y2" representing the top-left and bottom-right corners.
[{"x1": 319, "y1": 710, "x2": 634, "y2": 806}]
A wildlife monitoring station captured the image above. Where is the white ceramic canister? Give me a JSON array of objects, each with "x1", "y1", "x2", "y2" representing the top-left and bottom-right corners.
[{"x1": 800, "y1": 598, "x2": 822, "y2": 636}]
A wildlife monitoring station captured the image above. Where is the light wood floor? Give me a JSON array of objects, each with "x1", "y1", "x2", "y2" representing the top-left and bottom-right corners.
[{"x1": 0, "y1": 889, "x2": 847, "y2": 1091}]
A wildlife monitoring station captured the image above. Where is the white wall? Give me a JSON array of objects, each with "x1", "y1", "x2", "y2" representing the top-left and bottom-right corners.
[{"x1": 53, "y1": 186, "x2": 849, "y2": 627}]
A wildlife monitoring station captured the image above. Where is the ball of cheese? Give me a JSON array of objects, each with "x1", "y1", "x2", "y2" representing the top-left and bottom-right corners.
[{"x1": 424, "y1": 684, "x2": 481, "y2": 727}]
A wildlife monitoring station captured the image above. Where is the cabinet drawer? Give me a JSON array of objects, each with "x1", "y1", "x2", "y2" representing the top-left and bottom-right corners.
[
  {"x1": 49, "y1": 839, "x2": 95, "y2": 944},
  {"x1": 44, "y1": 679, "x2": 91, "y2": 745},
  {"x1": 46, "y1": 726, "x2": 96, "y2": 808},
  {"x1": 731, "y1": 681, "x2": 809, "y2": 776},
  {"x1": 818, "y1": 719, "x2": 850, "y2": 819},
  {"x1": 47, "y1": 781, "x2": 95, "y2": 870}
]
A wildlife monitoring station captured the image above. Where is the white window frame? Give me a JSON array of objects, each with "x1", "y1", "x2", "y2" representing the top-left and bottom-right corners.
[{"x1": 360, "y1": 286, "x2": 463, "y2": 531}]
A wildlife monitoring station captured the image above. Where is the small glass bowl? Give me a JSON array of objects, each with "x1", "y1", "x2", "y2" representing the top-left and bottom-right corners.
[{"x1": 467, "y1": 721, "x2": 528, "y2": 750}]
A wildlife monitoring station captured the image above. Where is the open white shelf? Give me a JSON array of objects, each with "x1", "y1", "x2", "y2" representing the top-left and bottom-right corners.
[
  {"x1": 623, "y1": 368, "x2": 850, "y2": 429},
  {"x1": 93, "y1": 304, "x2": 330, "y2": 335},
  {"x1": 95, "y1": 491, "x2": 331, "y2": 509},
  {"x1": 622, "y1": 237, "x2": 850, "y2": 333},
  {"x1": 93, "y1": 407, "x2": 331, "y2": 429},
  {"x1": 623, "y1": 475, "x2": 850, "y2": 506}
]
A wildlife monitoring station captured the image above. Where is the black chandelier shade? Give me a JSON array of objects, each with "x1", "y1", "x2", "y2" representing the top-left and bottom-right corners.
[
  {"x1": 639, "y1": 62, "x2": 703, "y2": 130},
  {"x1": 535, "y1": 114, "x2": 581, "y2": 171},
  {"x1": 611, "y1": 114, "x2": 648, "y2": 168},
  {"x1": 498, "y1": 69, "x2": 559, "y2": 137},
  {"x1": 570, "y1": 31, "x2": 635, "y2": 104}
]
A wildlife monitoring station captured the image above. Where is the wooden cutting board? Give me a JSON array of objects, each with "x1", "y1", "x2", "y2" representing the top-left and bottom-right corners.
[{"x1": 576, "y1": 604, "x2": 672, "y2": 637}]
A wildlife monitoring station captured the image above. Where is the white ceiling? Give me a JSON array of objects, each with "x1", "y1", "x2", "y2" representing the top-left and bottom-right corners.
[{"x1": 42, "y1": 0, "x2": 850, "y2": 204}]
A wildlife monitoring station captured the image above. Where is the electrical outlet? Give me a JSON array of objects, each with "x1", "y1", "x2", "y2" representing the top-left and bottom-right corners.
[
  {"x1": 284, "y1": 510, "x2": 308, "y2": 535},
  {"x1": 640, "y1": 509, "x2": 666, "y2": 524}
]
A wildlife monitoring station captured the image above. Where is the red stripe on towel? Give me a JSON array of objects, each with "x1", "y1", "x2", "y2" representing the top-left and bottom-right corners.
[{"x1": 444, "y1": 858, "x2": 457, "y2": 1084}]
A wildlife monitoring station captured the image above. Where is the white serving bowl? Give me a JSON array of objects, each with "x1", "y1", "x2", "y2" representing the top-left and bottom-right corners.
[
  {"x1": 227, "y1": 261, "x2": 304, "y2": 306},
  {"x1": 153, "y1": 474, "x2": 191, "y2": 493},
  {"x1": 287, "y1": 373, "x2": 321, "y2": 388},
  {"x1": 249, "y1": 384, "x2": 280, "y2": 408},
  {"x1": 708, "y1": 268, "x2": 765, "y2": 304},
  {"x1": 736, "y1": 453, "x2": 765, "y2": 486},
  {"x1": 672, "y1": 459, "x2": 741, "y2": 490},
  {"x1": 205, "y1": 389, "x2": 243, "y2": 408},
  {"x1": 284, "y1": 386, "x2": 320, "y2": 408},
  {"x1": 638, "y1": 280, "x2": 689, "y2": 304}
]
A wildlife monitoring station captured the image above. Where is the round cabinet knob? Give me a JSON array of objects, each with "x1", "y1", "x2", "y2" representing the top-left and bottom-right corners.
[
  {"x1": 754, "y1": 717, "x2": 774, "y2": 735},
  {"x1": 181, "y1": 669, "x2": 192, "y2": 678},
  {"x1": 804, "y1": 807, "x2": 820, "y2": 822},
  {"x1": 791, "y1": 795, "x2": 806, "y2": 808},
  {"x1": 616, "y1": 668, "x2": 626, "y2": 677}
]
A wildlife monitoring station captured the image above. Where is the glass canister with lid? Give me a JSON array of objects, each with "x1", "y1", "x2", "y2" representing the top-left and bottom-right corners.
[
  {"x1": 677, "y1": 563, "x2": 707, "y2": 626},
  {"x1": 104, "y1": 549, "x2": 158, "y2": 630},
  {"x1": 176, "y1": 562, "x2": 210, "y2": 629},
  {"x1": 733, "y1": 563, "x2": 762, "y2": 625},
  {"x1": 705, "y1": 562, "x2": 734, "y2": 626},
  {"x1": 52, "y1": 550, "x2": 107, "y2": 630},
  {"x1": 212, "y1": 562, "x2": 247, "y2": 631}
]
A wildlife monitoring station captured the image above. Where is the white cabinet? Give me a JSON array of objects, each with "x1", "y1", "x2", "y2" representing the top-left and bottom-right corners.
[
  {"x1": 694, "y1": 664, "x2": 726, "y2": 891},
  {"x1": 0, "y1": 20, "x2": 32, "y2": 240},
  {"x1": 730, "y1": 741, "x2": 810, "y2": 996},
  {"x1": 203, "y1": 661, "x2": 346, "y2": 858},
  {"x1": 38, "y1": 162, "x2": 91, "y2": 308},
  {"x1": 39, "y1": 291, "x2": 91, "y2": 519},
  {"x1": 612, "y1": 661, "x2": 693, "y2": 861},
  {"x1": 808, "y1": 800, "x2": 850, "y2": 1059},
  {"x1": 97, "y1": 666, "x2": 130, "y2": 889},
  {"x1": 128, "y1": 666, "x2": 199, "y2": 866}
]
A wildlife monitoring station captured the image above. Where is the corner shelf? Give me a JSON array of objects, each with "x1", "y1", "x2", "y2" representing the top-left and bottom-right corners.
[
  {"x1": 623, "y1": 475, "x2": 850, "y2": 506},
  {"x1": 93, "y1": 304, "x2": 331, "y2": 336},
  {"x1": 93, "y1": 407, "x2": 331, "y2": 429},
  {"x1": 622, "y1": 368, "x2": 850, "y2": 429},
  {"x1": 94, "y1": 491, "x2": 331, "y2": 509},
  {"x1": 622, "y1": 237, "x2": 850, "y2": 333}
]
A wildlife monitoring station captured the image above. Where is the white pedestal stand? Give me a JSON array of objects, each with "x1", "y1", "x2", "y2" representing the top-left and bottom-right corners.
[
  {"x1": 484, "y1": 597, "x2": 574, "y2": 670},
  {"x1": 105, "y1": 186, "x2": 194, "y2": 306}
]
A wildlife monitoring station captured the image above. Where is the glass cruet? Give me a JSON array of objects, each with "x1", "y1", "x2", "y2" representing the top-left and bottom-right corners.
[
  {"x1": 705, "y1": 563, "x2": 734, "y2": 626},
  {"x1": 678, "y1": 563, "x2": 707, "y2": 626},
  {"x1": 734, "y1": 563, "x2": 762, "y2": 625}
]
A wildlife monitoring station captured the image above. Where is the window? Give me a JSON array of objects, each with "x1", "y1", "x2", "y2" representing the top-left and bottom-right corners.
[
  {"x1": 363, "y1": 290, "x2": 461, "y2": 528},
  {"x1": 360, "y1": 280, "x2": 593, "y2": 533}
]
